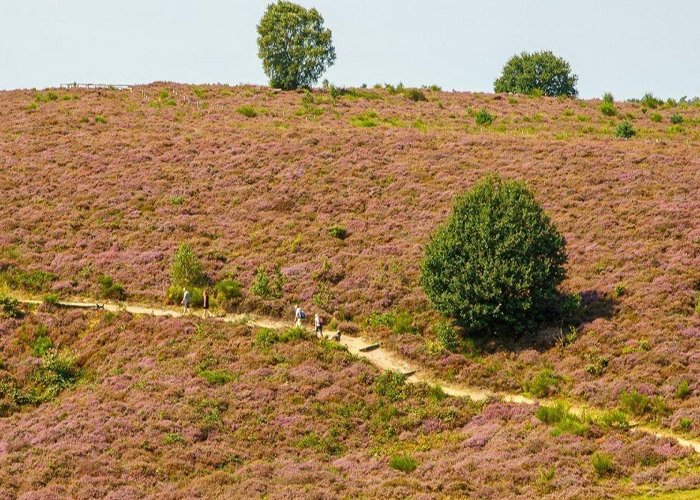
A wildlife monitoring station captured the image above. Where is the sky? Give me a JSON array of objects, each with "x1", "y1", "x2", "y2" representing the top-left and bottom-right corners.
[{"x1": 1, "y1": 0, "x2": 698, "y2": 99}]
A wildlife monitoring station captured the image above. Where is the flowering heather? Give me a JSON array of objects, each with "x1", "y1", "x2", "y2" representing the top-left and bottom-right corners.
[
  {"x1": 1, "y1": 84, "x2": 700, "y2": 433},
  {"x1": 1, "y1": 310, "x2": 699, "y2": 497}
]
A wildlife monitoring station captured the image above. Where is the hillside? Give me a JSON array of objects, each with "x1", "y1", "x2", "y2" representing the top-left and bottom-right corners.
[
  {"x1": 1, "y1": 84, "x2": 699, "y2": 446},
  {"x1": 1, "y1": 308, "x2": 699, "y2": 497}
]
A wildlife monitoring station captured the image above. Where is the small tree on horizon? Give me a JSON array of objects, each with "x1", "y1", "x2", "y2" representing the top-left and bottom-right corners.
[
  {"x1": 494, "y1": 51, "x2": 578, "y2": 97},
  {"x1": 257, "y1": 1, "x2": 336, "y2": 90},
  {"x1": 420, "y1": 175, "x2": 567, "y2": 335}
]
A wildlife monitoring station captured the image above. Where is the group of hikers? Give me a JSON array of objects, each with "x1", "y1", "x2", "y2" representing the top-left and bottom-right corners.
[{"x1": 179, "y1": 288, "x2": 340, "y2": 341}]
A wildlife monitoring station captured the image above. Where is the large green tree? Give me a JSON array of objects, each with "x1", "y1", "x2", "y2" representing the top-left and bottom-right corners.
[
  {"x1": 420, "y1": 175, "x2": 567, "y2": 335},
  {"x1": 494, "y1": 51, "x2": 578, "y2": 97},
  {"x1": 257, "y1": 1, "x2": 336, "y2": 90}
]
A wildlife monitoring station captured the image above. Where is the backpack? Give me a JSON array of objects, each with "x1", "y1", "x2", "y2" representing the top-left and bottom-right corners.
[{"x1": 300, "y1": 310, "x2": 306, "y2": 319}]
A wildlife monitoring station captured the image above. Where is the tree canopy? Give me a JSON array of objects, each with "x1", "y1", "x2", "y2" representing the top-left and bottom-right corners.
[
  {"x1": 420, "y1": 175, "x2": 567, "y2": 335},
  {"x1": 494, "y1": 51, "x2": 578, "y2": 97},
  {"x1": 257, "y1": 1, "x2": 336, "y2": 90}
]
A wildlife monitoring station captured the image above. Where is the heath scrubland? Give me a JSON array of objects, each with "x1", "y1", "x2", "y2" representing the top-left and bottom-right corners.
[
  {"x1": 0, "y1": 309, "x2": 698, "y2": 497},
  {"x1": 1, "y1": 84, "x2": 700, "y2": 443}
]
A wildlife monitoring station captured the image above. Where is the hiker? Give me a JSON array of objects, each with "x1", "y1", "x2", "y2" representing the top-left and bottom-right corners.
[
  {"x1": 294, "y1": 304, "x2": 305, "y2": 328},
  {"x1": 314, "y1": 313, "x2": 323, "y2": 339},
  {"x1": 202, "y1": 289, "x2": 209, "y2": 318},
  {"x1": 181, "y1": 288, "x2": 191, "y2": 315}
]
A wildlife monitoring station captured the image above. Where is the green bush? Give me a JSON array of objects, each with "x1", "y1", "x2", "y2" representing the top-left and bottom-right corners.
[
  {"x1": 0, "y1": 295, "x2": 24, "y2": 319},
  {"x1": 254, "y1": 326, "x2": 306, "y2": 349},
  {"x1": 602, "y1": 92, "x2": 614, "y2": 104},
  {"x1": 257, "y1": 1, "x2": 336, "y2": 90},
  {"x1": 368, "y1": 311, "x2": 419, "y2": 335},
  {"x1": 670, "y1": 113, "x2": 684, "y2": 124},
  {"x1": 615, "y1": 120, "x2": 636, "y2": 139},
  {"x1": 535, "y1": 402, "x2": 589, "y2": 436},
  {"x1": 2, "y1": 268, "x2": 56, "y2": 293},
  {"x1": 389, "y1": 454, "x2": 418, "y2": 473},
  {"x1": 198, "y1": 368, "x2": 236, "y2": 385},
  {"x1": 596, "y1": 410, "x2": 629, "y2": 430},
  {"x1": 421, "y1": 175, "x2": 567, "y2": 335},
  {"x1": 236, "y1": 105, "x2": 257, "y2": 118},
  {"x1": 404, "y1": 88, "x2": 427, "y2": 102},
  {"x1": 679, "y1": 418, "x2": 692, "y2": 432},
  {"x1": 31, "y1": 326, "x2": 53, "y2": 357},
  {"x1": 475, "y1": 109, "x2": 494, "y2": 125},
  {"x1": 351, "y1": 111, "x2": 381, "y2": 128},
  {"x1": 214, "y1": 277, "x2": 242, "y2": 308},
  {"x1": 600, "y1": 101, "x2": 617, "y2": 116},
  {"x1": 375, "y1": 371, "x2": 408, "y2": 401},
  {"x1": 434, "y1": 321, "x2": 459, "y2": 352},
  {"x1": 250, "y1": 266, "x2": 283, "y2": 300},
  {"x1": 166, "y1": 285, "x2": 204, "y2": 307},
  {"x1": 33, "y1": 350, "x2": 81, "y2": 400},
  {"x1": 97, "y1": 275, "x2": 127, "y2": 301},
  {"x1": 640, "y1": 93, "x2": 663, "y2": 109},
  {"x1": 591, "y1": 452, "x2": 614, "y2": 477},
  {"x1": 163, "y1": 433, "x2": 185, "y2": 445},
  {"x1": 650, "y1": 112, "x2": 662, "y2": 123},
  {"x1": 43, "y1": 293, "x2": 60, "y2": 307},
  {"x1": 676, "y1": 380, "x2": 691, "y2": 399},
  {"x1": 328, "y1": 225, "x2": 348, "y2": 240},
  {"x1": 170, "y1": 244, "x2": 206, "y2": 289},
  {"x1": 619, "y1": 390, "x2": 669, "y2": 420},
  {"x1": 494, "y1": 51, "x2": 578, "y2": 97},
  {"x1": 523, "y1": 368, "x2": 561, "y2": 398}
]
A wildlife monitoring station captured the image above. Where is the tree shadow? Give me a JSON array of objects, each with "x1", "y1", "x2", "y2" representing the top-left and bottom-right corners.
[{"x1": 465, "y1": 289, "x2": 617, "y2": 355}]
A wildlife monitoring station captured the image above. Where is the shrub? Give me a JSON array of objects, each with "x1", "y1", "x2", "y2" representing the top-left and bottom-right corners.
[
  {"x1": 254, "y1": 326, "x2": 306, "y2": 348},
  {"x1": 602, "y1": 92, "x2": 614, "y2": 104},
  {"x1": 670, "y1": 113, "x2": 684, "y2": 124},
  {"x1": 494, "y1": 51, "x2": 578, "y2": 97},
  {"x1": 31, "y1": 327, "x2": 53, "y2": 357},
  {"x1": 3, "y1": 268, "x2": 56, "y2": 293},
  {"x1": 375, "y1": 371, "x2": 408, "y2": 401},
  {"x1": 640, "y1": 93, "x2": 663, "y2": 109},
  {"x1": 198, "y1": 368, "x2": 236, "y2": 385},
  {"x1": 615, "y1": 120, "x2": 636, "y2": 139},
  {"x1": 535, "y1": 467, "x2": 556, "y2": 494},
  {"x1": 257, "y1": 1, "x2": 336, "y2": 90},
  {"x1": 236, "y1": 105, "x2": 257, "y2": 118},
  {"x1": 166, "y1": 285, "x2": 203, "y2": 307},
  {"x1": 94, "y1": 115, "x2": 107, "y2": 124},
  {"x1": 619, "y1": 390, "x2": 670, "y2": 420},
  {"x1": 475, "y1": 109, "x2": 494, "y2": 125},
  {"x1": 163, "y1": 433, "x2": 185, "y2": 445},
  {"x1": 404, "y1": 88, "x2": 427, "y2": 102},
  {"x1": 421, "y1": 175, "x2": 567, "y2": 335},
  {"x1": 591, "y1": 452, "x2": 614, "y2": 477},
  {"x1": 214, "y1": 277, "x2": 242, "y2": 307},
  {"x1": 368, "y1": 311, "x2": 419, "y2": 335},
  {"x1": 33, "y1": 350, "x2": 80, "y2": 399},
  {"x1": 596, "y1": 410, "x2": 629, "y2": 430},
  {"x1": 170, "y1": 244, "x2": 206, "y2": 289},
  {"x1": 97, "y1": 275, "x2": 127, "y2": 301},
  {"x1": 679, "y1": 418, "x2": 692, "y2": 432},
  {"x1": 328, "y1": 225, "x2": 348, "y2": 240},
  {"x1": 600, "y1": 101, "x2": 617, "y2": 116},
  {"x1": 43, "y1": 293, "x2": 60, "y2": 307},
  {"x1": 535, "y1": 402, "x2": 589, "y2": 436},
  {"x1": 389, "y1": 454, "x2": 418, "y2": 473},
  {"x1": 650, "y1": 112, "x2": 663, "y2": 122},
  {"x1": 434, "y1": 321, "x2": 459, "y2": 352},
  {"x1": 675, "y1": 380, "x2": 691, "y2": 399},
  {"x1": 250, "y1": 266, "x2": 283, "y2": 300},
  {"x1": 0, "y1": 295, "x2": 24, "y2": 319},
  {"x1": 523, "y1": 368, "x2": 561, "y2": 398},
  {"x1": 351, "y1": 111, "x2": 381, "y2": 127}
]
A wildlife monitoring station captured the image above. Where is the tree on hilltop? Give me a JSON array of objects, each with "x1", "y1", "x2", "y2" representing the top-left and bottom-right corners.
[
  {"x1": 494, "y1": 51, "x2": 578, "y2": 97},
  {"x1": 420, "y1": 175, "x2": 567, "y2": 335},
  {"x1": 257, "y1": 1, "x2": 336, "y2": 90}
]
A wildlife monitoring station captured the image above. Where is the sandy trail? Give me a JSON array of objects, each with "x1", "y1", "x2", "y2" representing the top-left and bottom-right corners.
[{"x1": 17, "y1": 298, "x2": 700, "y2": 454}]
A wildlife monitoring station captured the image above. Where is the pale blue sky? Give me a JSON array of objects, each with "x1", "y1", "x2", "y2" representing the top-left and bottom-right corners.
[{"x1": 1, "y1": 0, "x2": 698, "y2": 98}]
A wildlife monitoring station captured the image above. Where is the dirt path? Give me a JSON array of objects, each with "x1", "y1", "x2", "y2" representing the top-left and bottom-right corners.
[{"x1": 17, "y1": 298, "x2": 700, "y2": 454}]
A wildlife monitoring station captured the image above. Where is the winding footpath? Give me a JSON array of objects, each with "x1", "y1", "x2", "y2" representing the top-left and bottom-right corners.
[{"x1": 17, "y1": 297, "x2": 700, "y2": 454}]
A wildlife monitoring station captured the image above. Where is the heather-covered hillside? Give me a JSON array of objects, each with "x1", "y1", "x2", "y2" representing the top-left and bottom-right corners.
[
  {"x1": 1, "y1": 84, "x2": 700, "y2": 437},
  {"x1": 0, "y1": 309, "x2": 698, "y2": 497}
]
